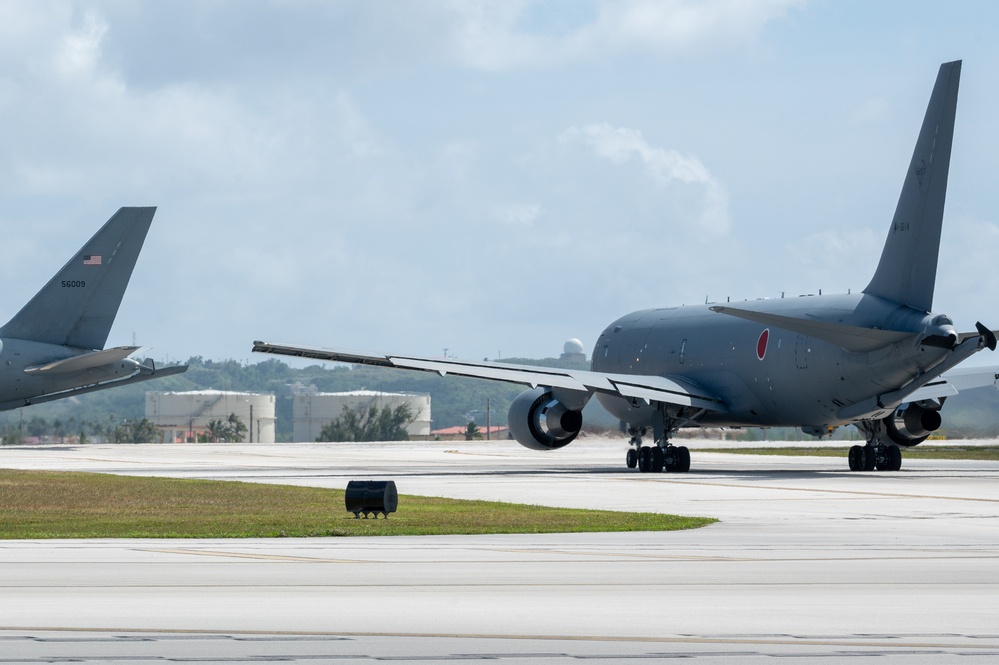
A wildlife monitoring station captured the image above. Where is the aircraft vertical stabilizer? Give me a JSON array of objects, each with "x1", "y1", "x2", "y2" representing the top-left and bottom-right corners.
[
  {"x1": 0, "y1": 207, "x2": 155, "y2": 350},
  {"x1": 863, "y1": 61, "x2": 960, "y2": 312}
]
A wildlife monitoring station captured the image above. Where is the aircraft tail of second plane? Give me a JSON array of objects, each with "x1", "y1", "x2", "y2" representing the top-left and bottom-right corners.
[{"x1": 0, "y1": 207, "x2": 156, "y2": 350}]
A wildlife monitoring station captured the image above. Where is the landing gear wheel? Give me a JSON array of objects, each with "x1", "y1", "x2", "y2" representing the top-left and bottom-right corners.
[
  {"x1": 889, "y1": 445, "x2": 902, "y2": 471},
  {"x1": 881, "y1": 445, "x2": 902, "y2": 472},
  {"x1": 661, "y1": 445, "x2": 691, "y2": 473},
  {"x1": 676, "y1": 446, "x2": 691, "y2": 473},
  {"x1": 626, "y1": 448, "x2": 638, "y2": 469},
  {"x1": 637, "y1": 446, "x2": 652, "y2": 472},
  {"x1": 875, "y1": 446, "x2": 890, "y2": 471},
  {"x1": 651, "y1": 446, "x2": 665, "y2": 473},
  {"x1": 862, "y1": 445, "x2": 876, "y2": 471},
  {"x1": 848, "y1": 445, "x2": 862, "y2": 471}
]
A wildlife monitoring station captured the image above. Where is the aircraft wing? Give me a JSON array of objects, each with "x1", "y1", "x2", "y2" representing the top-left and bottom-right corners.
[
  {"x1": 903, "y1": 365, "x2": 999, "y2": 403},
  {"x1": 252, "y1": 341, "x2": 728, "y2": 412}
]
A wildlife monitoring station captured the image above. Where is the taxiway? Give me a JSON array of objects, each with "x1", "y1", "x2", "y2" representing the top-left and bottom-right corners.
[{"x1": 1, "y1": 438, "x2": 998, "y2": 663}]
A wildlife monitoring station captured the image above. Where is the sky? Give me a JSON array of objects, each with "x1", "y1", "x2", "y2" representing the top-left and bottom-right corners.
[{"x1": 1, "y1": 0, "x2": 998, "y2": 366}]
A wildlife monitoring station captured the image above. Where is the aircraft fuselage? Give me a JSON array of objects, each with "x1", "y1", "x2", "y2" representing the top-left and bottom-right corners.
[{"x1": 590, "y1": 293, "x2": 954, "y2": 429}]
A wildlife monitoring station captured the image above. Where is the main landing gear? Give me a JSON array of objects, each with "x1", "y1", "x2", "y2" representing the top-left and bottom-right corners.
[
  {"x1": 850, "y1": 420, "x2": 903, "y2": 472},
  {"x1": 625, "y1": 404, "x2": 707, "y2": 473},
  {"x1": 626, "y1": 431, "x2": 691, "y2": 473},
  {"x1": 847, "y1": 443, "x2": 902, "y2": 471}
]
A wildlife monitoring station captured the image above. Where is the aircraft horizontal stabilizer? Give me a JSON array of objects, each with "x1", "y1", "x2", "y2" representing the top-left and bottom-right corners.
[
  {"x1": 709, "y1": 306, "x2": 912, "y2": 353},
  {"x1": 934, "y1": 323, "x2": 999, "y2": 351},
  {"x1": 0, "y1": 363, "x2": 188, "y2": 412},
  {"x1": 974, "y1": 322, "x2": 998, "y2": 351},
  {"x1": 252, "y1": 341, "x2": 727, "y2": 412},
  {"x1": 23, "y1": 346, "x2": 141, "y2": 375},
  {"x1": 904, "y1": 365, "x2": 999, "y2": 403},
  {"x1": 838, "y1": 333, "x2": 986, "y2": 420}
]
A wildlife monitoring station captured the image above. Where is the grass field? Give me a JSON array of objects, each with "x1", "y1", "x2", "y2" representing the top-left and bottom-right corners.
[
  {"x1": 698, "y1": 445, "x2": 999, "y2": 460},
  {"x1": 0, "y1": 469, "x2": 714, "y2": 539}
]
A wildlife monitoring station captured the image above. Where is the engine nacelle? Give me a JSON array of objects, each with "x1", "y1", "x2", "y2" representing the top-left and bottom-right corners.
[
  {"x1": 883, "y1": 403, "x2": 942, "y2": 447},
  {"x1": 507, "y1": 387, "x2": 583, "y2": 451}
]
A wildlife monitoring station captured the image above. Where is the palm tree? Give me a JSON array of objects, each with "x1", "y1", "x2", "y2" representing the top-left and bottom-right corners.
[
  {"x1": 205, "y1": 419, "x2": 227, "y2": 443},
  {"x1": 464, "y1": 421, "x2": 482, "y2": 441},
  {"x1": 224, "y1": 413, "x2": 247, "y2": 442}
]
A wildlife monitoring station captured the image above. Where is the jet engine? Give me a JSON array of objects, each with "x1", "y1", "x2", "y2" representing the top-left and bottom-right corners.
[
  {"x1": 507, "y1": 387, "x2": 583, "y2": 450},
  {"x1": 883, "y1": 402, "x2": 942, "y2": 447}
]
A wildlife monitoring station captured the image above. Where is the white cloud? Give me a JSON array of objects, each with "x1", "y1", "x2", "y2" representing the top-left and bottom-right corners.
[
  {"x1": 438, "y1": 139, "x2": 482, "y2": 178},
  {"x1": 790, "y1": 227, "x2": 884, "y2": 294},
  {"x1": 493, "y1": 203, "x2": 543, "y2": 227},
  {"x1": 588, "y1": 0, "x2": 802, "y2": 53},
  {"x1": 851, "y1": 97, "x2": 890, "y2": 125},
  {"x1": 936, "y1": 217, "x2": 999, "y2": 328},
  {"x1": 335, "y1": 92, "x2": 384, "y2": 159},
  {"x1": 53, "y1": 10, "x2": 107, "y2": 81},
  {"x1": 559, "y1": 123, "x2": 730, "y2": 235},
  {"x1": 443, "y1": 1, "x2": 544, "y2": 71},
  {"x1": 445, "y1": 0, "x2": 802, "y2": 70}
]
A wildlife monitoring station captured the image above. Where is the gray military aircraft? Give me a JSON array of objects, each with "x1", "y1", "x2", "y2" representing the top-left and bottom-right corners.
[
  {"x1": 254, "y1": 60, "x2": 998, "y2": 473},
  {"x1": 0, "y1": 207, "x2": 186, "y2": 411}
]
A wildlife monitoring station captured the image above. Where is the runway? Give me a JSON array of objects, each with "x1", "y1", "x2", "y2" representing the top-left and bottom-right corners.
[{"x1": 1, "y1": 438, "x2": 998, "y2": 663}]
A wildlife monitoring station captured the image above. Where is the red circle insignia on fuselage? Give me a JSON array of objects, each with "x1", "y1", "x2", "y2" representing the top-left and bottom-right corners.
[{"x1": 757, "y1": 328, "x2": 769, "y2": 360}]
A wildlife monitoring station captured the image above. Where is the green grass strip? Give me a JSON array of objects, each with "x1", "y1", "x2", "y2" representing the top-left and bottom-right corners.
[
  {"x1": 0, "y1": 469, "x2": 714, "y2": 539},
  {"x1": 698, "y1": 445, "x2": 999, "y2": 460}
]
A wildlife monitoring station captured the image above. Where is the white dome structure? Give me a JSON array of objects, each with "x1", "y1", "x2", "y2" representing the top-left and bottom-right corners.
[{"x1": 560, "y1": 338, "x2": 586, "y2": 361}]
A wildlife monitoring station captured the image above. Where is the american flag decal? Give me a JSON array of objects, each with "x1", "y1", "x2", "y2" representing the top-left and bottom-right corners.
[{"x1": 83, "y1": 255, "x2": 102, "y2": 265}]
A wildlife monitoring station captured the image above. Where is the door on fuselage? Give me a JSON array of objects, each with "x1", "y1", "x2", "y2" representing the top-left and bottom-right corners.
[{"x1": 795, "y1": 334, "x2": 809, "y2": 370}]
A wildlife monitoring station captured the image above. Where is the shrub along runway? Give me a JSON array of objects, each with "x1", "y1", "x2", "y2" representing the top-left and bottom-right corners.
[{"x1": 1, "y1": 438, "x2": 998, "y2": 662}]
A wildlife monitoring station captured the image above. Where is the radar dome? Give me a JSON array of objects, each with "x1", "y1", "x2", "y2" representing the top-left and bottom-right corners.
[{"x1": 563, "y1": 338, "x2": 585, "y2": 356}]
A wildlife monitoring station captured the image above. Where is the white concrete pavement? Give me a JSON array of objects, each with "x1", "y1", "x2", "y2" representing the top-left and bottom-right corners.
[{"x1": 1, "y1": 438, "x2": 998, "y2": 663}]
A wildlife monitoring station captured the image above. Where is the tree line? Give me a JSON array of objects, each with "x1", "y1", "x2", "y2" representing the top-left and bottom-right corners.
[
  {"x1": 2, "y1": 354, "x2": 998, "y2": 443},
  {"x1": 316, "y1": 404, "x2": 414, "y2": 442},
  {"x1": 0, "y1": 412, "x2": 249, "y2": 445}
]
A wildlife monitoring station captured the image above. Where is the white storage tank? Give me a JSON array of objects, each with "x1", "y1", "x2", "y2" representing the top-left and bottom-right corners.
[
  {"x1": 146, "y1": 390, "x2": 276, "y2": 443},
  {"x1": 293, "y1": 390, "x2": 431, "y2": 442}
]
